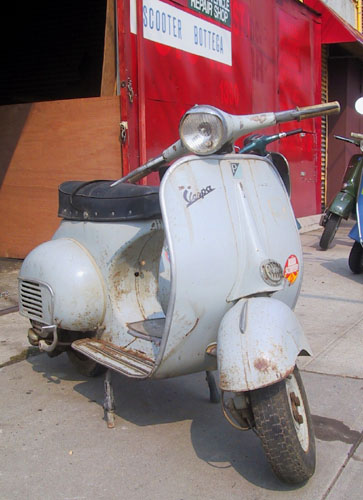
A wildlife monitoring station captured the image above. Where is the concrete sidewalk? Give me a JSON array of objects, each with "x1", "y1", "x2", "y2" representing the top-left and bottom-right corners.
[{"x1": 0, "y1": 222, "x2": 362, "y2": 499}]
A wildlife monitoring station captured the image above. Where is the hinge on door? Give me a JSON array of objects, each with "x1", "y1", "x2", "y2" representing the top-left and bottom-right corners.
[
  {"x1": 120, "y1": 121, "x2": 128, "y2": 144},
  {"x1": 121, "y1": 77, "x2": 134, "y2": 103}
]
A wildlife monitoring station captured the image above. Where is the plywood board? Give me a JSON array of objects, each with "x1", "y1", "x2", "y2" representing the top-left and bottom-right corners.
[{"x1": 0, "y1": 96, "x2": 121, "y2": 258}]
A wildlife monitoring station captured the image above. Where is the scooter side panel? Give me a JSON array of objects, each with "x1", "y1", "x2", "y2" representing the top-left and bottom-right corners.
[
  {"x1": 217, "y1": 297, "x2": 311, "y2": 392},
  {"x1": 53, "y1": 220, "x2": 165, "y2": 361},
  {"x1": 19, "y1": 238, "x2": 106, "y2": 330}
]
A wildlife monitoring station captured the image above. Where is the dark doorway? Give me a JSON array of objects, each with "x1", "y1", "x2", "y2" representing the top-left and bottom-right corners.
[{"x1": 0, "y1": 1, "x2": 107, "y2": 106}]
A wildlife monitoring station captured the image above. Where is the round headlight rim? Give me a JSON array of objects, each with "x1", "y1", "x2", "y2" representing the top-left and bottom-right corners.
[{"x1": 179, "y1": 106, "x2": 228, "y2": 156}]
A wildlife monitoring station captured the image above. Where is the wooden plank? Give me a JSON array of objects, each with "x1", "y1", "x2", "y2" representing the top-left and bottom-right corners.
[
  {"x1": 101, "y1": 0, "x2": 117, "y2": 96},
  {"x1": 0, "y1": 96, "x2": 121, "y2": 258}
]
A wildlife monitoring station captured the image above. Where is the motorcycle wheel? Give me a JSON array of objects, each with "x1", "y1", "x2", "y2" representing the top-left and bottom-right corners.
[
  {"x1": 249, "y1": 366, "x2": 316, "y2": 484},
  {"x1": 348, "y1": 241, "x2": 363, "y2": 274},
  {"x1": 319, "y1": 213, "x2": 341, "y2": 250},
  {"x1": 67, "y1": 350, "x2": 107, "y2": 377}
]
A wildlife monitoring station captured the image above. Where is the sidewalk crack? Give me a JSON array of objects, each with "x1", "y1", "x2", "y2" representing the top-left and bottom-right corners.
[{"x1": 321, "y1": 431, "x2": 363, "y2": 500}]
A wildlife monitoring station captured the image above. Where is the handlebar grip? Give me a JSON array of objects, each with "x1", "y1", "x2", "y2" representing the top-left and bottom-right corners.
[
  {"x1": 296, "y1": 101, "x2": 340, "y2": 120},
  {"x1": 334, "y1": 135, "x2": 358, "y2": 145},
  {"x1": 351, "y1": 132, "x2": 363, "y2": 140},
  {"x1": 275, "y1": 101, "x2": 340, "y2": 124},
  {"x1": 283, "y1": 128, "x2": 303, "y2": 137}
]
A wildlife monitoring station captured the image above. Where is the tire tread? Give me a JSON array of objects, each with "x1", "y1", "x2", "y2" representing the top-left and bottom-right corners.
[{"x1": 250, "y1": 368, "x2": 316, "y2": 484}]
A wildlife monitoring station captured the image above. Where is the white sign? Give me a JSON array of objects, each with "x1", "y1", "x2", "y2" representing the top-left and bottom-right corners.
[{"x1": 130, "y1": 0, "x2": 232, "y2": 66}]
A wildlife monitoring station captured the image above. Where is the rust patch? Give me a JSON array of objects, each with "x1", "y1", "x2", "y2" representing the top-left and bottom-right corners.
[
  {"x1": 219, "y1": 370, "x2": 229, "y2": 389},
  {"x1": 278, "y1": 366, "x2": 294, "y2": 381},
  {"x1": 74, "y1": 337, "x2": 154, "y2": 364},
  {"x1": 253, "y1": 357, "x2": 278, "y2": 373},
  {"x1": 185, "y1": 318, "x2": 199, "y2": 337},
  {"x1": 218, "y1": 360, "x2": 242, "y2": 391},
  {"x1": 101, "y1": 331, "x2": 113, "y2": 342},
  {"x1": 128, "y1": 348, "x2": 154, "y2": 363}
]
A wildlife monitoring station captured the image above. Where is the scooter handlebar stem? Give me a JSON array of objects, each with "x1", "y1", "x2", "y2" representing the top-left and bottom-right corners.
[
  {"x1": 111, "y1": 140, "x2": 187, "y2": 186},
  {"x1": 110, "y1": 156, "x2": 164, "y2": 186}
]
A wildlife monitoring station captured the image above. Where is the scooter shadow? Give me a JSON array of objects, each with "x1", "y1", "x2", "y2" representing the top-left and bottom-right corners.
[
  {"x1": 320, "y1": 258, "x2": 363, "y2": 284},
  {"x1": 28, "y1": 352, "x2": 300, "y2": 491},
  {"x1": 308, "y1": 235, "x2": 353, "y2": 252},
  {"x1": 304, "y1": 239, "x2": 363, "y2": 284}
]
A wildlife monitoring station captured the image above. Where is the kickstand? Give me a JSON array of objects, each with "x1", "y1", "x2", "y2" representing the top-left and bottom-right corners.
[
  {"x1": 206, "y1": 370, "x2": 220, "y2": 404},
  {"x1": 104, "y1": 369, "x2": 115, "y2": 428}
]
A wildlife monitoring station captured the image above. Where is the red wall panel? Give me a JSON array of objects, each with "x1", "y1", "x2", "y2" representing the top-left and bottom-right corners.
[
  {"x1": 277, "y1": 4, "x2": 322, "y2": 216},
  {"x1": 117, "y1": 0, "x2": 321, "y2": 216}
]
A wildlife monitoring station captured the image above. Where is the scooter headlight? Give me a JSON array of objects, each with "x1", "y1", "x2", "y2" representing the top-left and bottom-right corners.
[{"x1": 179, "y1": 107, "x2": 227, "y2": 155}]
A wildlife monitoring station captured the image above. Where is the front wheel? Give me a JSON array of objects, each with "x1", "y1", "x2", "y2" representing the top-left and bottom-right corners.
[
  {"x1": 250, "y1": 367, "x2": 316, "y2": 484},
  {"x1": 348, "y1": 241, "x2": 363, "y2": 274},
  {"x1": 319, "y1": 213, "x2": 341, "y2": 250}
]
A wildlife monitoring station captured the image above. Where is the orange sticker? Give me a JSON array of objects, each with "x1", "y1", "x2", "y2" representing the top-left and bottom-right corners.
[{"x1": 284, "y1": 255, "x2": 299, "y2": 285}]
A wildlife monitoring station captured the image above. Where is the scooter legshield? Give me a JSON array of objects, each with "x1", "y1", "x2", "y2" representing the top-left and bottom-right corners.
[{"x1": 217, "y1": 297, "x2": 311, "y2": 392}]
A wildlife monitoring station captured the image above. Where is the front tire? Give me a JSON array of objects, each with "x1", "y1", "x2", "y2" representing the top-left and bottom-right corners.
[
  {"x1": 250, "y1": 367, "x2": 316, "y2": 484},
  {"x1": 67, "y1": 350, "x2": 107, "y2": 377},
  {"x1": 348, "y1": 241, "x2": 363, "y2": 274},
  {"x1": 319, "y1": 213, "x2": 341, "y2": 250}
]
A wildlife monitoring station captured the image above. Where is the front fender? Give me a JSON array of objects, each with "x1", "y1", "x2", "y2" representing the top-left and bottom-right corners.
[
  {"x1": 217, "y1": 297, "x2": 311, "y2": 392},
  {"x1": 329, "y1": 191, "x2": 355, "y2": 218}
]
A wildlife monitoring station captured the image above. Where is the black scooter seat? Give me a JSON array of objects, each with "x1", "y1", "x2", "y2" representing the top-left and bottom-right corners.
[{"x1": 58, "y1": 180, "x2": 161, "y2": 222}]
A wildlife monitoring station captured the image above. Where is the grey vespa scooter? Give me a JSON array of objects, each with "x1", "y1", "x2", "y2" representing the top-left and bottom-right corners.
[{"x1": 18, "y1": 101, "x2": 340, "y2": 484}]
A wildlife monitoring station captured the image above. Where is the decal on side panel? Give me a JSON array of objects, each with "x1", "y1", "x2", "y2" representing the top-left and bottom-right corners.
[
  {"x1": 230, "y1": 162, "x2": 242, "y2": 179},
  {"x1": 284, "y1": 254, "x2": 299, "y2": 285},
  {"x1": 180, "y1": 185, "x2": 216, "y2": 208}
]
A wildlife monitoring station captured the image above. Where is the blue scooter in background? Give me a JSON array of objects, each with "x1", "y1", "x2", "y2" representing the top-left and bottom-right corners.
[{"x1": 348, "y1": 134, "x2": 363, "y2": 273}]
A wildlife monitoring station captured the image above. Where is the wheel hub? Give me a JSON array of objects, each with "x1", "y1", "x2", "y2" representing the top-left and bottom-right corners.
[
  {"x1": 286, "y1": 374, "x2": 310, "y2": 452},
  {"x1": 290, "y1": 391, "x2": 304, "y2": 424}
]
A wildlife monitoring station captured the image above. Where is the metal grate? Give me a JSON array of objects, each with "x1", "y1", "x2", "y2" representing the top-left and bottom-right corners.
[
  {"x1": 19, "y1": 278, "x2": 54, "y2": 324},
  {"x1": 19, "y1": 281, "x2": 44, "y2": 320}
]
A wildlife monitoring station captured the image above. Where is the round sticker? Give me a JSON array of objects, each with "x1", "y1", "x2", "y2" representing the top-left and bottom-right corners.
[{"x1": 284, "y1": 255, "x2": 299, "y2": 285}]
